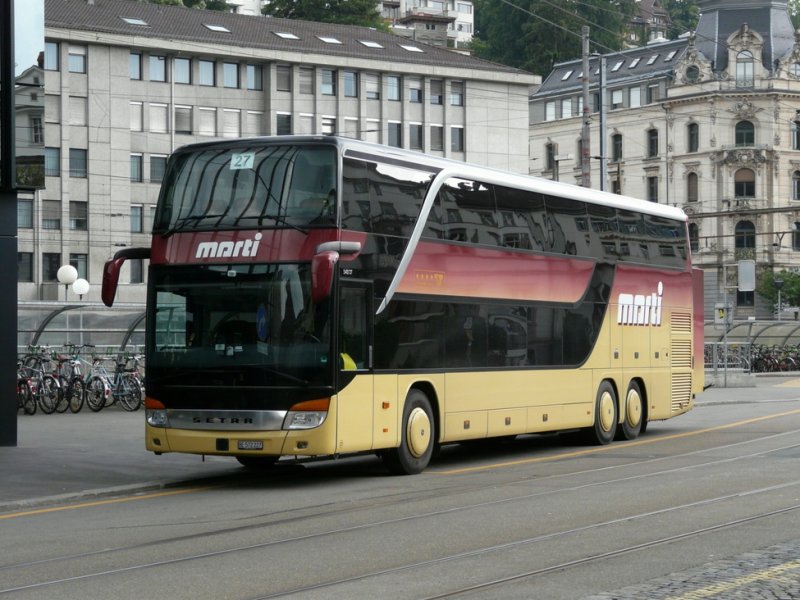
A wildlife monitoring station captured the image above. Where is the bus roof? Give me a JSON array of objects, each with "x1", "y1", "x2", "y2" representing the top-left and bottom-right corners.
[{"x1": 171, "y1": 135, "x2": 688, "y2": 224}]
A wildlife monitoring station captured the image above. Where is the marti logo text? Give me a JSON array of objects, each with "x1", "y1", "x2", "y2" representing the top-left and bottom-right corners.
[
  {"x1": 195, "y1": 233, "x2": 262, "y2": 259},
  {"x1": 617, "y1": 282, "x2": 663, "y2": 326}
]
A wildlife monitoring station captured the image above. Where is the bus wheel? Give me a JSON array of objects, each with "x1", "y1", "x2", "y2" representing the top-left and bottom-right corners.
[
  {"x1": 383, "y1": 389, "x2": 435, "y2": 475},
  {"x1": 617, "y1": 381, "x2": 643, "y2": 441},
  {"x1": 236, "y1": 456, "x2": 278, "y2": 470},
  {"x1": 585, "y1": 380, "x2": 617, "y2": 445}
]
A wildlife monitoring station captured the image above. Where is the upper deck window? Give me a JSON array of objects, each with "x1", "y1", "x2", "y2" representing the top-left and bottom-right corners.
[{"x1": 155, "y1": 144, "x2": 338, "y2": 233}]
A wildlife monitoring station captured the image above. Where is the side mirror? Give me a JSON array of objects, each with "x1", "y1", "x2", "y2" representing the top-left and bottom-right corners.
[
  {"x1": 311, "y1": 251, "x2": 339, "y2": 304},
  {"x1": 101, "y1": 247, "x2": 151, "y2": 307}
]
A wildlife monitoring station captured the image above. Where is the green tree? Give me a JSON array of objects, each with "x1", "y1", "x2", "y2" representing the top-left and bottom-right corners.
[
  {"x1": 661, "y1": 0, "x2": 699, "y2": 39},
  {"x1": 756, "y1": 270, "x2": 800, "y2": 312},
  {"x1": 472, "y1": 0, "x2": 636, "y2": 75},
  {"x1": 262, "y1": 0, "x2": 385, "y2": 29}
]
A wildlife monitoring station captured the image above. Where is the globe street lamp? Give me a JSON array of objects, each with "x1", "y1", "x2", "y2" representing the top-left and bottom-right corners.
[
  {"x1": 56, "y1": 265, "x2": 78, "y2": 302},
  {"x1": 72, "y1": 278, "x2": 90, "y2": 300}
]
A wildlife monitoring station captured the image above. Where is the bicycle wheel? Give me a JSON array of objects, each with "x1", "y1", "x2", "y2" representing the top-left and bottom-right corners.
[
  {"x1": 18, "y1": 380, "x2": 36, "y2": 415},
  {"x1": 85, "y1": 376, "x2": 108, "y2": 412},
  {"x1": 117, "y1": 375, "x2": 142, "y2": 411},
  {"x1": 68, "y1": 377, "x2": 85, "y2": 413},
  {"x1": 36, "y1": 374, "x2": 60, "y2": 414},
  {"x1": 55, "y1": 375, "x2": 70, "y2": 413}
]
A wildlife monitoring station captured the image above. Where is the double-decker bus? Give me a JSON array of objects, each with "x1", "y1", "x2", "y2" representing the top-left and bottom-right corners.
[{"x1": 102, "y1": 135, "x2": 704, "y2": 475}]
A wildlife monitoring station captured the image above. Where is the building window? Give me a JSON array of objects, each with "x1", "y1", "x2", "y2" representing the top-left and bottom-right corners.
[
  {"x1": 276, "y1": 113, "x2": 292, "y2": 135},
  {"x1": 321, "y1": 69, "x2": 336, "y2": 95},
  {"x1": 688, "y1": 123, "x2": 699, "y2": 152},
  {"x1": 18, "y1": 198, "x2": 33, "y2": 229},
  {"x1": 408, "y1": 78, "x2": 422, "y2": 103},
  {"x1": 223, "y1": 62, "x2": 239, "y2": 88},
  {"x1": 736, "y1": 50, "x2": 754, "y2": 87},
  {"x1": 130, "y1": 101, "x2": 143, "y2": 131},
  {"x1": 451, "y1": 81, "x2": 464, "y2": 106},
  {"x1": 149, "y1": 55, "x2": 167, "y2": 82},
  {"x1": 299, "y1": 67, "x2": 314, "y2": 94},
  {"x1": 70, "y1": 253, "x2": 88, "y2": 280},
  {"x1": 42, "y1": 200, "x2": 61, "y2": 230},
  {"x1": 647, "y1": 176, "x2": 658, "y2": 202},
  {"x1": 343, "y1": 71, "x2": 358, "y2": 97},
  {"x1": 43, "y1": 253, "x2": 61, "y2": 282},
  {"x1": 342, "y1": 118, "x2": 358, "y2": 138},
  {"x1": 647, "y1": 129, "x2": 658, "y2": 158},
  {"x1": 629, "y1": 87, "x2": 641, "y2": 108},
  {"x1": 544, "y1": 101, "x2": 556, "y2": 121},
  {"x1": 69, "y1": 96, "x2": 87, "y2": 126},
  {"x1": 735, "y1": 220, "x2": 756, "y2": 248},
  {"x1": 545, "y1": 142, "x2": 556, "y2": 171},
  {"x1": 18, "y1": 253, "x2": 33, "y2": 283},
  {"x1": 365, "y1": 73, "x2": 379, "y2": 100},
  {"x1": 199, "y1": 60, "x2": 215, "y2": 86},
  {"x1": 431, "y1": 125, "x2": 443, "y2": 151},
  {"x1": 409, "y1": 124, "x2": 423, "y2": 150},
  {"x1": 611, "y1": 134, "x2": 622, "y2": 162},
  {"x1": 687, "y1": 172, "x2": 698, "y2": 202},
  {"x1": 131, "y1": 205, "x2": 143, "y2": 233},
  {"x1": 69, "y1": 148, "x2": 87, "y2": 178},
  {"x1": 388, "y1": 122, "x2": 401, "y2": 148},
  {"x1": 561, "y1": 99, "x2": 573, "y2": 119},
  {"x1": 246, "y1": 64, "x2": 262, "y2": 90},
  {"x1": 130, "y1": 154, "x2": 143, "y2": 182},
  {"x1": 387, "y1": 75, "x2": 401, "y2": 101},
  {"x1": 794, "y1": 118, "x2": 800, "y2": 150},
  {"x1": 646, "y1": 84, "x2": 659, "y2": 104},
  {"x1": 222, "y1": 109, "x2": 241, "y2": 138},
  {"x1": 44, "y1": 147, "x2": 60, "y2": 177},
  {"x1": 276, "y1": 65, "x2": 291, "y2": 92},
  {"x1": 69, "y1": 201, "x2": 88, "y2": 230},
  {"x1": 793, "y1": 171, "x2": 800, "y2": 201},
  {"x1": 430, "y1": 79, "x2": 443, "y2": 105},
  {"x1": 150, "y1": 103, "x2": 169, "y2": 133},
  {"x1": 130, "y1": 259, "x2": 144, "y2": 284},
  {"x1": 245, "y1": 111, "x2": 263, "y2": 137},
  {"x1": 68, "y1": 45, "x2": 87, "y2": 74},
  {"x1": 198, "y1": 108, "x2": 216, "y2": 136},
  {"x1": 689, "y1": 223, "x2": 699, "y2": 252},
  {"x1": 793, "y1": 223, "x2": 800, "y2": 251},
  {"x1": 735, "y1": 120, "x2": 754, "y2": 146},
  {"x1": 321, "y1": 116, "x2": 336, "y2": 135},
  {"x1": 298, "y1": 114, "x2": 313, "y2": 134},
  {"x1": 451, "y1": 126, "x2": 464, "y2": 152},
  {"x1": 734, "y1": 168, "x2": 755, "y2": 198},
  {"x1": 611, "y1": 89, "x2": 623, "y2": 109},
  {"x1": 151, "y1": 155, "x2": 167, "y2": 182},
  {"x1": 366, "y1": 119, "x2": 380, "y2": 143},
  {"x1": 129, "y1": 52, "x2": 141, "y2": 80},
  {"x1": 45, "y1": 42, "x2": 59, "y2": 71},
  {"x1": 174, "y1": 57, "x2": 191, "y2": 84},
  {"x1": 175, "y1": 105, "x2": 192, "y2": 134}
]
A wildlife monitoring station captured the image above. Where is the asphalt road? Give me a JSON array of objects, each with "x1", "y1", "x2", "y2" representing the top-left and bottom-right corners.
[{"x1": 1, "y1": 380, "x2": 799, "y2": 599}]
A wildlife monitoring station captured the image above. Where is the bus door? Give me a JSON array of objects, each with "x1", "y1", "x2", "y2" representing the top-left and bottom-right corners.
[{"x1": 336, "y1": 280, "x2": 376, "y2": 453}]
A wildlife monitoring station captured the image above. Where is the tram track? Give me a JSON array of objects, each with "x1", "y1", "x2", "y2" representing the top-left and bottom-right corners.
[{"x1": 2, "y1": 431, "x2": 800, "y2": 597}]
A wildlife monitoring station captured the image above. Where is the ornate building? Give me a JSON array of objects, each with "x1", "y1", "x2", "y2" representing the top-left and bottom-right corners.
[{"x1": 530, "y1": 0, "x2": 800, "y2": 320}]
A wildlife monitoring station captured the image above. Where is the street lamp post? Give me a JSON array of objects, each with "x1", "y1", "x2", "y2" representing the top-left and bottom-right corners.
[
  {"x1": 56, "y1": 265, "x2": 78, "y2": 302},
  {"x1": 774, "y1": 278, "x2": 784, "y2": 321}
]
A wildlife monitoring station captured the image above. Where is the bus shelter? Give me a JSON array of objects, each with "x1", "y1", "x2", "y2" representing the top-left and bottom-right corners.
[
  {"x1": 18, "y1": 302, "x2": 145, "y2": 355},
  {"x1": 705, "y1": 320, "x2": 800, "y2": 347}
]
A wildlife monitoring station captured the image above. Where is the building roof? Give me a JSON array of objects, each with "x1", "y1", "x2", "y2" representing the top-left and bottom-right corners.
[
  {"x1": 45, "y1": 0, "x2": 529, "y2": 76},
  {"x1": 533, "y1": 38, "x2": 687, "y2": 97}
]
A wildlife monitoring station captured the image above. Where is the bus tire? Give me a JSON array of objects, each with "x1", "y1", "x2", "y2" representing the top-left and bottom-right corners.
[
  {"x1": 383, "y1": 388, "x2": 435, "y2": 475},
  {"x1": 617, "y1": 380, "x2": 643, "y2": 441},
  {"x1": 585, "y1": 380, "x2": 617, "y2": 445}
]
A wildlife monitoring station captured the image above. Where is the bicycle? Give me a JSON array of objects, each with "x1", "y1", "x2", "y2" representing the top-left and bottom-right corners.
[
  {"x1": 17, "y1": 360, "x2": 36, "y2": 415},
  {"x1": 85, "y1": 352, "x2": 143, "y2": 412},
  {"x1": 54, "y1": 344, "x2": 93, "y2": 413},
  {"x1": 21, "y1": 346, "x2": 61, "y2": 414}
]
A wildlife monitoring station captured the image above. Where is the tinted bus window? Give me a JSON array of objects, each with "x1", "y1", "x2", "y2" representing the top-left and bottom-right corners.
[
  {"x1": 587, "y1": 204, "x2": 619, "y2": 259},
  {"x1": 494, "y1": 185, "x2": 547, "y2": 251},
  {"x1": 441, "y1": 178, "x2": 498, "y2": 245},
  {"x1": 646, "y1": 214, "x2": 687, "y2": 269},
  {"x1": 544, "y1": 196, "x2": 587, "y2": 255}
]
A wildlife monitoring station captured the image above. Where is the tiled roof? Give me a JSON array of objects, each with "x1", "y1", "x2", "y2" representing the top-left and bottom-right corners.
[
  {"x1": 45, "y1": 0, "x2": 530, "y2": 76},
  {"x1": 533, "y1": 39, "x2": 687, "y2": 97}
]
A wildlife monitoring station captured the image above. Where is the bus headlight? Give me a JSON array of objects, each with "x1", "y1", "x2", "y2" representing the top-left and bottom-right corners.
[
  {"x1": 145, "y1": 396, "x2": 168, "y2": 428},
  {"x1": 283, "y1": 398, "x2": 330, "y2": 430}
]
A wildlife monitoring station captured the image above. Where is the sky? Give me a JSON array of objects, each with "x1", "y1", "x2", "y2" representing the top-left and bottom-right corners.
[{"x1": 15, "y1": 0, "x2": 44, "y2": 75}]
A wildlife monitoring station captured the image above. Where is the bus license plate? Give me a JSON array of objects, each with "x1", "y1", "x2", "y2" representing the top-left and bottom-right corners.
[{"x1": 237, "y1": 440, "x2": 264, "y2": 450}]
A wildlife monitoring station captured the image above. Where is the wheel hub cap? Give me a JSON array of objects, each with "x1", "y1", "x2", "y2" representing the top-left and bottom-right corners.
[
  {"x1": 599, "y1": 391, "x2": 615, "y2": 432},
  {"x1": 407, "y1": 407, "x2": 431, "y2": 458}
]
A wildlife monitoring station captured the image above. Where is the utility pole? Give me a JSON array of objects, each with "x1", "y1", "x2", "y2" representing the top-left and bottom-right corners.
[{"x1": 581, "y1": 26, "x2": 591, "y2": 188}]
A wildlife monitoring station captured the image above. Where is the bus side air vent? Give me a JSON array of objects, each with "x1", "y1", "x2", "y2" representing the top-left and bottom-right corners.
[
  {"x1": 670, "y1": 340, "x2": 692, "y2": 369},
  {"x1": 671, "y1": 373, "x2": 692, "y2": 412},
  {"x1": 671, "y1": 312, "x2": 692, "y2": 334}
]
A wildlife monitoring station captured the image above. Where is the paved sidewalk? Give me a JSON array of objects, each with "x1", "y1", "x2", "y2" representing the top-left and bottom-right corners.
[{"x1": 1, "y1": 376, "x2": 797, "y2": 511}]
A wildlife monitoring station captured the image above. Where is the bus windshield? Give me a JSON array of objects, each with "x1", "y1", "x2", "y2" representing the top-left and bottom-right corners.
[
  {"x1": 154, "y1": 145, "x2": 337, "y2": 233},
  {"x1": 148, "y1": 263, "x2": 332, "y2": 387}
]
